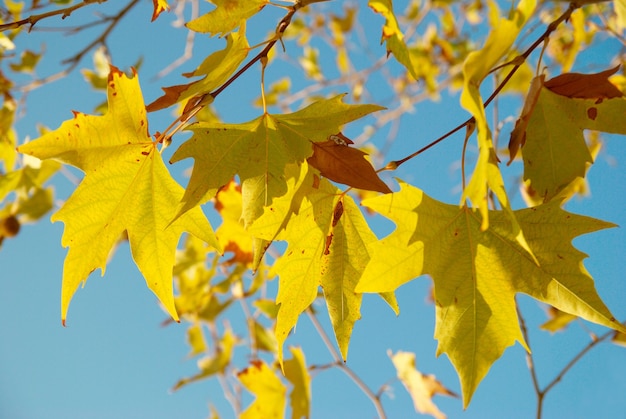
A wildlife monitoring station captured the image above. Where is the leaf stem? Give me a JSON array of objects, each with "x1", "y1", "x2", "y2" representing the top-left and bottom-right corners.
[
  {"x1": 157, "y1": 2, "x2": 302, "y2": 146},
  {"x1": 387, "y1": 2, "x2": 577, "y2": 170}
]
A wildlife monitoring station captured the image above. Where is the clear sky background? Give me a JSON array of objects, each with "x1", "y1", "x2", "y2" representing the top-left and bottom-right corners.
[{"x1": 1, "y1": 1, "x2": 625, "y2": 418}]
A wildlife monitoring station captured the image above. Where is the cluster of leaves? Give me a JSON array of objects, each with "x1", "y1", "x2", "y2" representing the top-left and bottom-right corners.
[{"x1": 3, "y1": 0, "x2": 626, "y2": 417}]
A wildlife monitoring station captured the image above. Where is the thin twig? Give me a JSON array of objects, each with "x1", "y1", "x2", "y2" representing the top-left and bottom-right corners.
[
  {"x1": 0, "y1": 0, "x2": 107, "y2": 32},
  {"x1": 306, "y1": 309, "x2": 387, "y2": 419},
  {"x1": 387, "y1": 2, "x2": 577, "y2": 170}
]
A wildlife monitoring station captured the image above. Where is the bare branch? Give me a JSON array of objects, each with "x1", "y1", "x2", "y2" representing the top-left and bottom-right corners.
[{"x1": 0, "y1": 0, "x2": 108, "y2": 33}]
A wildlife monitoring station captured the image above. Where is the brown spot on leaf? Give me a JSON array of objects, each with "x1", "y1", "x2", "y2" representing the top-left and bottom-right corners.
[
  {"x1": 324, "y1": 233, "x2": 334, "y2": 255},
  {"x1": 587, "y1": 107, "x2": 598, "y2": 120},
  {"x1": 332, "y1": 199, "x2": 344, "y2": 227}
]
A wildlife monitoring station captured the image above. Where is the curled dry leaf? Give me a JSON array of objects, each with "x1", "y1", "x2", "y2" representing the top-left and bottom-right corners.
[
  {"x1": 307, "y1": 133, "x2": 391, "y2": 194},
  {"x1": 508, "y1": 74, "x2": 545, "y2": 165},
  {"x1": 544, "y1": 65, "x2": 623, "y2": 99}
]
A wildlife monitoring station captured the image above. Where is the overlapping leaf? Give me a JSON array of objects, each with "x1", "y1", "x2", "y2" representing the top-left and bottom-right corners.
[
  {"x1": 521, "y1": 70, "x2": 626, "y2": 201},
  {"x1": 460, "y1": 0, "x2": 535, "y2": 230},
  {"x1": 17, "y1": 68, "x2": 220, "y2": 324},
  {"x1": 357, "y1": 181, "x2": 625, "y2": 406},
  {"x1": 249, "y1": 163, "x2": 378, "y2": 363},
  {"x1": 170, "y1": 95, "x2": 383, "y2": 227}
]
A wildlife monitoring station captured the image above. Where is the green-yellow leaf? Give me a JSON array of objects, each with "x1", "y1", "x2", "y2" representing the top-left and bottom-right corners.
[
  {"x1": 523, "y1": 88, "x2": 626, "y2": 202},
  {"x1": 186, "y1": 322, "x2": 208, "y2": 357},
  {"x1": 170, "y1": 95, "x2": 382, "y2": 227},
  {"x1": 250, "y1": 165, "x2": 374, "y2": 364},
  {"x1": 368, "y1": 0, "x2": 419, "y2": 80},
  {"x1": 284, "y1": 346, "x2": 311, "y2": 419},
  {"x1": 17, "y1": 67, "x2": 221, "y2": 325},
  {"x1": 540, "y1": 306, "x2": 577, "y2": 333},
  {"x1": 186, "y1": 0, "x2": 268, "y2": 36},
  {"x1": 358, "y1": 181, "x2": 624, "y2": 406},
  {"x1": 147, "y1": 27, "x2": 249, "y2": 112},
  {"x1": 172, "y1": 327, "x2": 237, "y2": 391},
  {"x1": 237, "y1": 360, "x2": 286, "y2": 419},
  {"x1": 460, "y1": 0, "x2": 535, "y2": 229}
]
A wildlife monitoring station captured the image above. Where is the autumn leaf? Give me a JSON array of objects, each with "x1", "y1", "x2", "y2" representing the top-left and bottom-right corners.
[
  {"x1": 368, "y1": 0, "x2": 419, "y2": 80},
  {"x1": 214, "y1": 180, "x2": 254, "y2": 264},
  {"x1": 151, "y1": 0, "x2": 169, "y2": 21},
  {"x1": 460, "y1": 0, "x2": 535, "y2": 230},
  {"x1": 522, "y1": 76, "x2": 626, "y2": 201},
  {"x1": 146, "y1": 26, "x2": 249, "y2": 112},
  {"x1": 543, "y1": 65, "x2": 623, "y2": 99},
  {"x1": 540, "y1": 306, "x2": 577, "y2": 333},
  {"x1": 508, "y1": 74, "x2": 545, "y2": 165},
  {"x1": 17, "y1": 67, "x2": 220, "y2": 325},
  {"x1": 306, "y1": 133, "x2": 391, "y2": 193},
  {"x1": 284, "y1": 346, "x2": 311, "y2": 419},
  {"x1": 172, "y1": 327, "x2": 237, "y2": 391},
  {"x1": 357, "y1": 181, "x2": 625, "y2": 406},
  {"x1": 389, "y1": 350, "x2": 457, "y2": 419},
  {"x1": 249, "y1": 164, "x2": 376, "y2": 364},
  {"x1": 170, "y1": 95, "x2": 383, "y2": 227},
  {"x1": 237, "y1": 360, "x2": 286, "y2": 419},
  {"x1": 186, "y1": 322, "x2": 208, "y2": 357},
  {"x1": 186, "y1": 0, "x2": 268, "y2": 37}
]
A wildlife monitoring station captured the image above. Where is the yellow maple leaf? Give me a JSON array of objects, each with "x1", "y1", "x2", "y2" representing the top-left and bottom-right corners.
[
  {"x1": 522, "y1": 74, "x2": 626, "y2": 202},
  {"x1": 17, "y1": 67, "x2": 220, "y2": 325},
  {"x1": 368, "y1": 0, "x2": 419, "y2": 80},
  {"x1": 237, "y1": 360, "x2": 286, "y2": 419},
  {"x1": 358, "y1": 181, "x2": 625, "y2": 406},
  {"x1": 186, "y1": 0, "x2": 269, "y2": 37},
  {"x1": 249, "y1": 163, "x2": 379, "y2": 364},
  {"x1": 284, "y1": 346, "x2": 311, "y2": 419},
  {"x1": 170, "y1": 95, "x2": 383, "y2": 227}
]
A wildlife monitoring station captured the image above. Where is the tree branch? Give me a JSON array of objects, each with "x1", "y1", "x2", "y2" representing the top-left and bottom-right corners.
[{"x1": 0, "y1": 0, "x2": 108, "y2": 32}]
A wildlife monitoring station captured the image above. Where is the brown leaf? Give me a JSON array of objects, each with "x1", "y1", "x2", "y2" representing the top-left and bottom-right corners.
[
  {"x1": 507, "y1": 75, "x2": 545, "y2": 165},
  {"x1": 307, "y1": 134, "x2": 391, "y2": 194},
  {"x1": 544, "y1": 66, "x2": 623, "y2": 99}
]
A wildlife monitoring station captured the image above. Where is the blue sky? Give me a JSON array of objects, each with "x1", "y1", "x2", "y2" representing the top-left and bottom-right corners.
[{"x1": 1, "y1": 1, "x2": 625, "y2": 418}]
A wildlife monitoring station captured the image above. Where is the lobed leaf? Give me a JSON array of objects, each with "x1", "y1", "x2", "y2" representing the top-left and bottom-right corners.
[
  {"x1": 170, "y1": 95, "x2": 383, "y2": 227},
  {"x1": 251, "y1": 164, "x2": 377, "y2": 364},
  {"x1": 522, "y1": 70, "x2": 626, "y2": 202},
  {"x1": 17, "y1": 68, "x2": 220, "y2": 324},
  {"x1": 358, "y1": 181, "x2": 624, "y2": 406}
]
